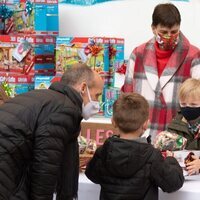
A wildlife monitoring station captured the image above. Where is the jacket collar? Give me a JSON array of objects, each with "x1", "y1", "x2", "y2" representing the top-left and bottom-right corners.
[
  {"x1": 49, "y1": 82, "x2": 83, "y2": 109},
  {"x1": 143, "y1": 32, "x2": 189, "y2": 92}
]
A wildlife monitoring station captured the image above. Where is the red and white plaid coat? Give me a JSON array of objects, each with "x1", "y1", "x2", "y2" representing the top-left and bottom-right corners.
[{"x1": 122, "y1": 32, "x2": 200, "y2": 141}]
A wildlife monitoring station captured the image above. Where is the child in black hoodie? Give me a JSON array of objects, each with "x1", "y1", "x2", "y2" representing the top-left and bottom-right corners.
[{"x1": 85, "y1": 93, "x2": 184, "y2": 200}]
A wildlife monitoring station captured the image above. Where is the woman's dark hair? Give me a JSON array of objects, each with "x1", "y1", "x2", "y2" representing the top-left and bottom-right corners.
[{"x1": 152, "y1": 3, "x2": 181, "y2": 28}]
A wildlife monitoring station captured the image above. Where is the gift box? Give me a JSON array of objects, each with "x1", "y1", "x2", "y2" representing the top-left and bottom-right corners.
[
  {"x1": 78, "y1": 135, "x2": 97, "y2": 172},
  {"x1": 112, "y1": 60, "x2": 127, "y2": 88},
  {"x1": 0, "y1": 0, "x2": 59, "y2": 35},
  {"x1": 154, "y1": 131, "x2": 187, "y2": 151},
  {"x1": 109, "y1": 38, "x2": 124, "y2": 74},
  {"x1": 0, "y1": 34, "x2": 56, "y2": 75},
  {"x1": 0, "y1": 72, "x2": 34, "y2": 97},
  {"x1": 55, "y1": 37, "x2": 110, "y2": 75},
  {"x1": 0, "y1": 0, "x2": 17, "y2": 35},
  {"x1": 104, "y1": 87, "x2": 120, "y2": 117}
]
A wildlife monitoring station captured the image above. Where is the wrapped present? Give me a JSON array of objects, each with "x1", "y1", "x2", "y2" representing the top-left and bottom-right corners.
[
  {"x1": 184, "y1": 152, "x2": 195, "y2": 165},
  {"x1": 154, "y1": 131, "x2": 187, "y2": 151},
  {"x1": 112, "y1": 61, "x2": 126, "y2": 88},
  {"x1": 78, "y1": 135, "x2": 97, "y2": 171},
  {"x1": 78, "y1": 135, "x2": 97, "y2": 155}
]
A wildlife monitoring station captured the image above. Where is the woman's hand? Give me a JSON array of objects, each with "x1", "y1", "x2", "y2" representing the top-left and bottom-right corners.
[
  {"x1": 166, "y1": 150, "x2": 174, "y2": 157},
  {"x1": 186, "y1": 155, "x2": 200, "y2": 175}
]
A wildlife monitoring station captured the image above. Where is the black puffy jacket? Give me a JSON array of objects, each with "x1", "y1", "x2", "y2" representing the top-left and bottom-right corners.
[
  {"x1": 0, "y1": 82, "x2": 83, "y2": 200},
  {"x1": 85, "y1": 135, "x2": 184, "y2": 200}
]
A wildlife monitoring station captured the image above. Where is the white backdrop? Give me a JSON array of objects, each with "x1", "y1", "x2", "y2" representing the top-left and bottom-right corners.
[{"x1": 59, "y1": 0, "x2": 200, "y2": 59}]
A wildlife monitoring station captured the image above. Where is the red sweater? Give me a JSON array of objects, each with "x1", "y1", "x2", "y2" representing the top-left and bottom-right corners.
[{"x1": 155, "y1": 42, "x2": 173, "y2": 77}]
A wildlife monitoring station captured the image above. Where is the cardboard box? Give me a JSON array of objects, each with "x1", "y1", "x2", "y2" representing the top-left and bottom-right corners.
[
  {"x1": 109, "y1": 38, "x2": 124, "y2": 74},
  {"x1": 34, "y1": 74, "x2": 61, "y2": 89},
  {"x1": 0, "y1": 72, "x2": 34, "y2": 97},
  {"x1": 0, "y1": 35, "x2": 55, "y2": 75},
  {"x1": 1, "y1": 0, "x2": 59, "y2": 35},
  {"x1": 81, "y1": 121, "x2": 119, "y2": 146},
  {"x1": 56, "y1": 37, "x2": 110, "y2": 75}
]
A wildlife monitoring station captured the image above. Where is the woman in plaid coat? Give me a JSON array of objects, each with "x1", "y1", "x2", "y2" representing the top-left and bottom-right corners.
[{"x1": 122, "y1": 3, "x2": 200, "y2": 141}]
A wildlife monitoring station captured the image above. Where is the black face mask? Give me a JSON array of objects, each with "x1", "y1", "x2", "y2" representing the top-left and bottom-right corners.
[{"x1": 180, "y1": 106, "x2": 200, "y2": 121}]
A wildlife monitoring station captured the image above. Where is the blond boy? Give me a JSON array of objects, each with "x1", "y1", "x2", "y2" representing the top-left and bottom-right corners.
[{"x1": 167, "y1": 78, "x2": 200, "y2": 175}]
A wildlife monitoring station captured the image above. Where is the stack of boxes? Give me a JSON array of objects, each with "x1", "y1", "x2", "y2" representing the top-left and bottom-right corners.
[
  {"x1": 0, "y1": 0, "x2": 125, "y2": 117},
  {"x1": 54, "y1": 36, "x2": 125, "y2": 117},
  {"x1": 0, "y1": 0, "x2": 59, "y2": 97}
]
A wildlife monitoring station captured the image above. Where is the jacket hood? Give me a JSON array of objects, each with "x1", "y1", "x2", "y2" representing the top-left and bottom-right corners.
[
  {"x1": 49, "y1": 82, "x2": 83, "y2": 109},
  {"x1": 102, "y1": 136, "x2": 154, "y2": 178}
]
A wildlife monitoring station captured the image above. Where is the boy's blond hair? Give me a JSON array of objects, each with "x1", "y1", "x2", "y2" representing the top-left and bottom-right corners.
[
  {"x1": 113, "y1": 93, "x2": 149, "y2": 133},
  {"x1": 178, "y1": 78, "x2": 200, "y2": 101}
]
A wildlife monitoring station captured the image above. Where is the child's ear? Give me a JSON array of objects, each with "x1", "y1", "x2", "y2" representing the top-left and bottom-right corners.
[
  {"x1": 151, "y1": 25, "x2": 156, "y2": 35},
  {"x1": 111, "y1": 117, "x2": 117, "y2": 128},
  {"x1": 142, "y1": 119, "x2": 149, "y2": 131}
]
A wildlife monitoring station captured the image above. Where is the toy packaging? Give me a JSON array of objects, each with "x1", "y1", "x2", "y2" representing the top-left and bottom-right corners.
[
  {"x1": 104, "y1": 87, "x2": 120, "y2": 117},
  {"x1": 0, "y1": 35, "x2": 56, "y2": 75},
  {"x1": 109, "y1": 38, "x2": 124, "y2": 74},
  {"x1": 34, "y1": 74, "x2": 61, "y2": 89},
  {"x1": 0, "y1": 72, "x2": 34, "y2": 97},
  {"x1": 109, "y1": 38, "x2": 125, "y2": 88},
  {"x1": 0, "y1": 0, "x2": 59, "y2": 35},
  {"x1": 56, "y1": 37, "x2": 110, "y2": 75},
  {"x1": 0, "y1": 0, "x2": 18, "y2": 35},
  {"x1": 112, "y1": 59, "x2": 127, "y2": 88}
]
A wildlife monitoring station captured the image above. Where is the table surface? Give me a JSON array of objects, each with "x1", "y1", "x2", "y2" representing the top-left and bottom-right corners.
[{"x1": 78, "y1": 173, "x2": 200, "y2": 200}]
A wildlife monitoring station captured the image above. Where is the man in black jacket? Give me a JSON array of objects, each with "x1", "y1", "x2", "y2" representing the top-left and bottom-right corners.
[{"x1": 0, "y1": 63, "x2": 104, "y2": 200}]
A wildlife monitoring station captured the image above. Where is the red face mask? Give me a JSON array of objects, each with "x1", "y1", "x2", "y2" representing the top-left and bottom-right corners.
[{"x1": 156, "y1": 32, "x2": 179, "y2": 50}]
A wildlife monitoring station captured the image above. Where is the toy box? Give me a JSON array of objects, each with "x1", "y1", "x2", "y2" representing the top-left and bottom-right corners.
[
  {"x1": 0, "y1": 35, "x2": 56, "y2": 75},
  {"x1": 108, "y1": 38, "x2": 124, "y2": 87},
  {"x1": 112, "y1": 60, "x2": 127, "y2": 88},
  {"x1": 56, "y1": 37, "x2": 110, "y2": 75},
  {"x1": 0, "y1": 72, "x2": 34, "y2": 97},
  {"x1": 0, "y1": 0, "x2": 59, "y2": 35},
  {"x1": 34, "y1": 74, "x2": 61, "y2": 89},
  {"x1": 104, "y1": 87, "x2": 120, "y2": 117},
  {"x1": 0, "y1": 0, "x2": 18, "y2": 34},
  {"x1": 109, "y1": 38, "x2": 124, "y2": 74}
]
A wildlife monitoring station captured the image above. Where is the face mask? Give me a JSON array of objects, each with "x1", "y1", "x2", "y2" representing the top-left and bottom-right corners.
[
  {"x1": 180, "y1": 106, "x2": 200, "y2": 121},
  {"x1": 82, "y1": 86, "x2": 100, "y2": 120},
  {"x1": 156, "y1": 32, "x2": 179, "y2": 50}
]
